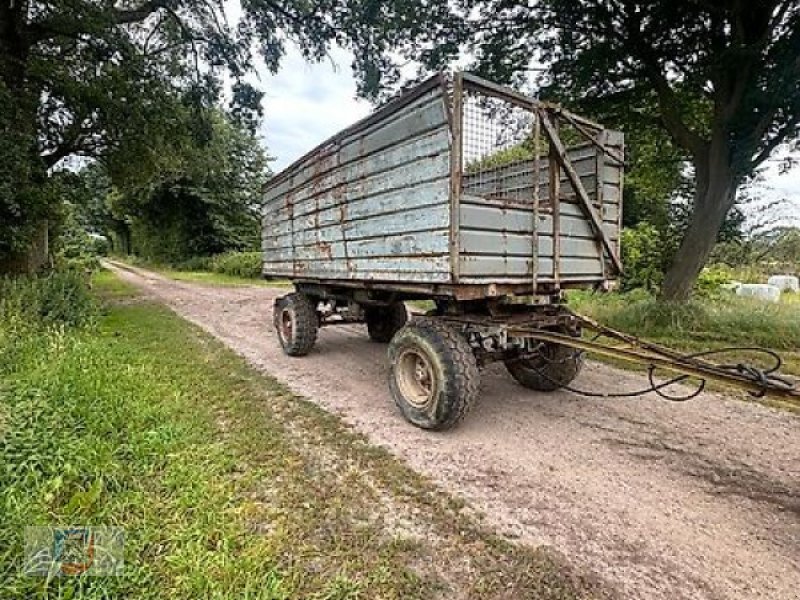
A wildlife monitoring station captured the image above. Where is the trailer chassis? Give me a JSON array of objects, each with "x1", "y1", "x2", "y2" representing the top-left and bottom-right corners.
[{"x1": 272, "y1": 284, "x2": 799, "y2": 429}]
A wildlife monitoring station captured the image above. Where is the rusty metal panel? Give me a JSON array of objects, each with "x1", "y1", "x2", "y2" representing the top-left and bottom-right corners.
[
  {"x1": 261, "y1": 72, "x2": 624, "y2": 295},
  {"x1": 262, "y1": 76, "x2": 452, "y2": 282},
  {"x1": 459, "y1": 256, "x2": 604, "y2": 278},
  {"x1": 457, "y1": 129, "x2": 623, "y2": 285}
]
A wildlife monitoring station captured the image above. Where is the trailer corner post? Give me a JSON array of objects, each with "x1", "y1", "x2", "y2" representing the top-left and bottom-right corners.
[
  {"x1": 532, "y1": 109, "x2": 541, "y2": 299},
  {"x1": 450, "y1": 72, "x2": 464, "y2": 284},
  {"x1": 547, "y1": 110, "x2": 561, "y2": 288}
]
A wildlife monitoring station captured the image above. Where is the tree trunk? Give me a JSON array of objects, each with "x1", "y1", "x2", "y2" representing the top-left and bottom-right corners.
[{"x1": 661, "y1": 143, "x2": 737, "y2": 302}]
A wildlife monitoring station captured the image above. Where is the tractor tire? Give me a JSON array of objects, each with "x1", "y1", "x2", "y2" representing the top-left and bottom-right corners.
[
  {"x1": 504, "y1": 338, "x2": 583, "y2": 392},
  {"x1": 274, "y1": 292, "x2": 318, "y2": 356},
  {"x1": 365, "y1": 302, "x2": 408, "y2": 343},
  {"x1": 388, "y1": 320, "x2": 480, "y2": 430}
]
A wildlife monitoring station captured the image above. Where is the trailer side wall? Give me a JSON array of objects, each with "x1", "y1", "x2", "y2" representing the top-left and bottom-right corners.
[{"x1": 261, "y1": 82, "x2": 453, "y2": 283}]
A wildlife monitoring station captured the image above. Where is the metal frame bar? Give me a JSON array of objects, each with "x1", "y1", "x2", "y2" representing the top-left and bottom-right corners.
[
  {"x1": 438, "y1": 308, "x2": 800, "y2": 402},
  {"x1": 513, "y1": 326, "x2": 800, "y2": 402},
  {"x1": 560, "y1": 111, "x2": 625, "y2": 166},
  {"x1": 539, "y1": 110, "x2": 624, "y2": 275},
  {"x1": 547, "y1": 113, "x2": 561, "y2": 286},
  {"x1": 450, "y1": 72, "x2": 464, "y2": 284},
  {"x1": 532, "y1": 111, "x2": 541, "y2": 296}
]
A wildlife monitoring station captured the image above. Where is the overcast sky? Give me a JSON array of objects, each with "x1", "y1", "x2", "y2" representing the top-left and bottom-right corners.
[{"x1": 255, "y1": 46, "x2": 799, "y2": 229}]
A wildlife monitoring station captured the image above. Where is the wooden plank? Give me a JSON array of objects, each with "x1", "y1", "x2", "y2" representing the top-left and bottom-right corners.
[
  {"x1": 458, "y1": 255, "x2": 604, "y2": 277},
  {"x1": 268, "y1": 155, "x2": 450, "y2": 228}
]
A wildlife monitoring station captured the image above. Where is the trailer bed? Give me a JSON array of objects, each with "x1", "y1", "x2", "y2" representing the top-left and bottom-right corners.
[{"x1": 262, "y1": 73, "x2": 624, "y2": 298}]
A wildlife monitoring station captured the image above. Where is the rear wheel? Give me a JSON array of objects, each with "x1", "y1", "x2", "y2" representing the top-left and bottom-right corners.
[
  {"x1": 365, "y1": 302, "x2": 408, "y2": 343},
  {"x1": 388, "y1": 320, "x2": 480, "y2": 430},
  {"x1": 504, "y1": 337, "x2": 583, "y2": 391},
  {"x1": 274, "y1": 292, "x2": 318, "y2": 356}
]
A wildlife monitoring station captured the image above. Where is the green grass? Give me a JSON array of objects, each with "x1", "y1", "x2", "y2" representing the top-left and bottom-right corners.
[
  {"x1": 0, "y1": 271, "x2": 602, "y2": 599},
  {"x1": 569, "y1": 289, "x2": 800, "y2": 379},
  {"x1": 153, "y1": 267, "x2": 289, "y2": 288}
]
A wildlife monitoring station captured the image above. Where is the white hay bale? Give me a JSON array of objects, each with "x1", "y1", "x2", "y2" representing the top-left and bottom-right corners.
[
  {"x1": 735, "y1": 283, "x2": 781, "y2": 303},
  {"x1": 720, "y1": 281, "x2": 743, "y2": 292},
  {"x1": 767, "y1": 275, "x2": 799, "y2": 293}
]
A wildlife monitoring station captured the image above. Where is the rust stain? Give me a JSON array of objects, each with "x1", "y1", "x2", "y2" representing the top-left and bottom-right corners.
[{"x1": 316, "y1": 241, "x2": 333, "y2": 259}]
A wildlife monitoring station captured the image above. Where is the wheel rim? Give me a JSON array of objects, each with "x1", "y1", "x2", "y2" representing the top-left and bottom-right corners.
[
  {"x1": 396, "y1": 348, "x2": 435, "y2": 408},
  {"x1": 279, "y1": 308, "x2": 293, "y2": 343}
]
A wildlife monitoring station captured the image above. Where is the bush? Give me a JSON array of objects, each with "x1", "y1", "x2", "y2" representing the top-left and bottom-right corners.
[
  {"x1": 173, "y1": 251, "x2": 262, "y2": 279},
  {"x1": 208, "y1": 251, "x2": 262, "y2": 278},
  {"x1": 0, "y1": 271, "x2": 96, "y2": 329},
  {"x1": 695, "y1": 265, "x2": 732, "y2": 296},
  {"x1": 620, "y1": 224, "x2": 670, "y2": 292}
]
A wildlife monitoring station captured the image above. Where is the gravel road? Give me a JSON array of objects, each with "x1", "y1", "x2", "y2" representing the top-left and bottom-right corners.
[{"x1": 107, "y1": 262, "x2": 799, "y2": 600}]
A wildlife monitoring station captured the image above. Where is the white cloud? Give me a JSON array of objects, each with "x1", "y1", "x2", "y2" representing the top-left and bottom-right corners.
[{"x1": 255, "y1": 46, "x2": 372, "y2": 172}]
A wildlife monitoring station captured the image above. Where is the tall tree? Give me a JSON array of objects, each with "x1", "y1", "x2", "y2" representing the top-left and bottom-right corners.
[
  {"x1": 0, "y1": 0, "x2": 457, "y2": 268},
  {"x1": 461, "y1": 0, "x2": 800, "y2": 300},
  {"x1": 108, "y1": 107, "x2": 268, "y2": 261}
]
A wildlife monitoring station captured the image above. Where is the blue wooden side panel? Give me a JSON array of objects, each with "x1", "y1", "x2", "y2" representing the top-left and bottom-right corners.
[{"x1": 261, "y1": 84, "x2": 452, "y2": 283}]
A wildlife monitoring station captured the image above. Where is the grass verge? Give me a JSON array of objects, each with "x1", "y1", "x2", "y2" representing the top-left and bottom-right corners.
[
  {"x1": 569, "y1": 290, "x2": 800, "y2": 409},
  {"x1": 1, "y1": 270, "x2": 605, "y2": 599}
]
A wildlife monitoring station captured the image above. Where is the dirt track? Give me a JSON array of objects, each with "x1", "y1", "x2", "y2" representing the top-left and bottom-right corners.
[{"x1": 107, "y1": 262, "x2": 799, "y2": 600}]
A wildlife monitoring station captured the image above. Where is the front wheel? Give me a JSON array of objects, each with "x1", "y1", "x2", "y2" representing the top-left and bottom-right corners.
[
  {"x1": 388, "y1": 320, "x2": 480, "y2": 430},
  {"x1": 274, "y1": 292, "x2": 318, "y2": 356},
  {"x1": 504, "y1": 340, "x2": 583, "y2": 391}
]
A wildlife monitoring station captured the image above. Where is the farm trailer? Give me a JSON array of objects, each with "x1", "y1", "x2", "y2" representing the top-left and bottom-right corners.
[{"x1": 262, "y1": 73, "x2": 799, "y2": 430}]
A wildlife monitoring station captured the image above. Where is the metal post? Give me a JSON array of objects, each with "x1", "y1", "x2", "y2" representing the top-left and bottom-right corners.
[
  {"x1": 532, "y1": 109, "x2": 541, "y2": 298},
  {"x1": 548, "y1": 112, "x2": 561, "y2": 288},
  {"x1": 450, "y1": 73, "x2": 464, "y2": 283}
]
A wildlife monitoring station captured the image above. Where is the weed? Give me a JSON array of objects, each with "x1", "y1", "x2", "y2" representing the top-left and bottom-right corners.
[{"x1": 0, "y1": 272, "x2": 600, "y2": 599}]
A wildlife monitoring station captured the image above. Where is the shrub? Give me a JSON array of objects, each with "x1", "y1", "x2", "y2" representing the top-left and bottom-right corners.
[
  {"x1": 0, "y1": 271, "x2": 96, "y2": 329},
  {"x1": 208, "y1": 251, "x2": 262, "y2": 278},
  {"x1": 695, "y1": 265, "x2": 732, "y2": 296},
  {"x1": 174, "y1": 255, "x2": 214, "y2": 272},
  {"x1": 620, "y1": 224, "x2": 669, "y2": 292}
]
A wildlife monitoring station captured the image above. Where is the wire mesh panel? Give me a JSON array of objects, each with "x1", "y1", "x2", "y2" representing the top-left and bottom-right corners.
[{"x1": 460, "y1": 84, "x2": 542, "y2": 205}]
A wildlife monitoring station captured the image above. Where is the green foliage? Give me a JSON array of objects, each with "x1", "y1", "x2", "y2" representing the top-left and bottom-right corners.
[
  {"x1": 465, "y1": 142, "x2": 535, "y2": 173},
  {"x1": 570, "y1": 289, "x2": 800, "y2": 354},
  {"x1": 203, "y1": 251, "x2": 263, "y2": 279},
  {"x1": 1, "y1": 0, "x2": 463, "y2": 261},
  {"x1": 106, "y1": 110, "x2": 267, "y2": 263},
  {"x1": 694, "y1": 266, "x2": 733, "y2": 296},
  {"x1": 0, "y1": 271, "x2": 96, "y2": 331},
  {"x1": 620, "y1": 225, "x2": 671, "y2": 291}
]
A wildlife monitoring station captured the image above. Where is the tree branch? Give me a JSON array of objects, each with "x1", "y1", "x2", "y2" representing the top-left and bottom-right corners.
[
  {"x1": 751, "y1": 113, "x2": 800, "y2": 168},
  {"x1": 617, "y1": 6, "x2": 707, "y2": 157},
  {"x1": 27, "y1": 1, "x2": 167, "y2": 44}
]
